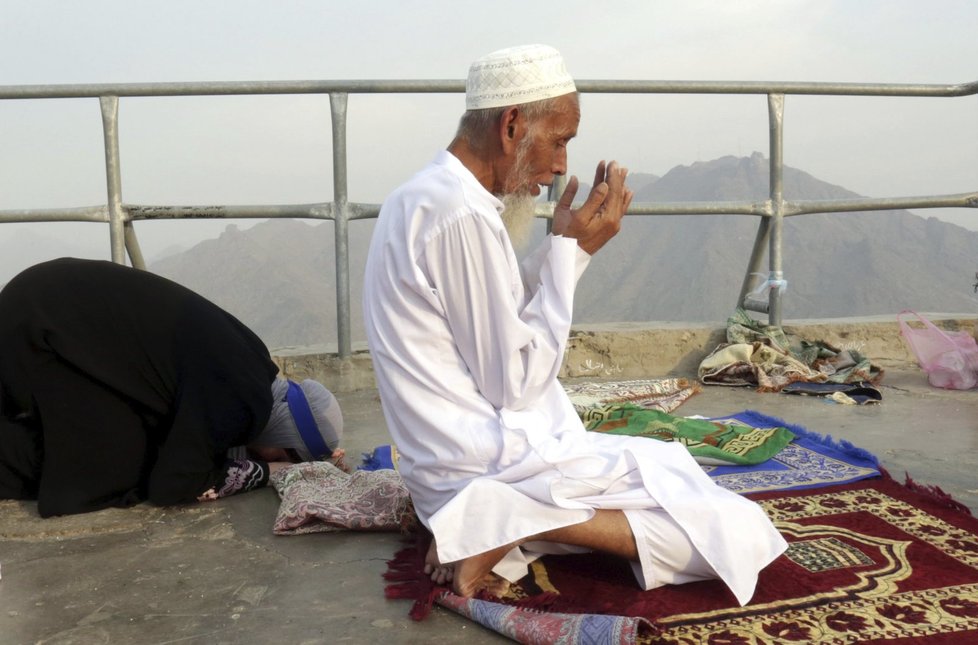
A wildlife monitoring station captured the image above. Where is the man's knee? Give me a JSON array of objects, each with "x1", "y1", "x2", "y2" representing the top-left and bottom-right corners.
[{"x1": 624, "y1": 508, "x2": 716, "y2": 590}]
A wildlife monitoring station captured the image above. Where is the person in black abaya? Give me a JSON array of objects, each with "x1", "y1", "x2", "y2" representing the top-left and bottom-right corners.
[{"x1": 0, "y1": 257, "x2": 344, "y2": 517}]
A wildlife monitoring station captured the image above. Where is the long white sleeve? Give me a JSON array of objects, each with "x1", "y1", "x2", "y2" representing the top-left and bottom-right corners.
[{"x1": 423, "y1": 215, "x2": 589, "y2": 411}]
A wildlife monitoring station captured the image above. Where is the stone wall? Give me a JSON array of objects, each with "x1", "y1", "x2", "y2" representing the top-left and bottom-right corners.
[{"x1": 273, "y1": 314, "x2": 978, "y2": 392}]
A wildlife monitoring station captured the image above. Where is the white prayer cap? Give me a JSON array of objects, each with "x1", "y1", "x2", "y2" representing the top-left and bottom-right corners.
[{"x1": 466, "y1": 44, "x2": 577, "y2": 110}]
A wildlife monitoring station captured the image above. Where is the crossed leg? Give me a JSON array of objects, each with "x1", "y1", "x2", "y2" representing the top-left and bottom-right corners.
[{"x1": 427, "y1": 509, "x2": 639, "y2": 597}]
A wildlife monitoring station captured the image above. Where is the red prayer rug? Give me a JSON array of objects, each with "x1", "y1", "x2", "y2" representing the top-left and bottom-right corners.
[{"x1": 386, "y1": 473, "x2": 978, "y2": 644}]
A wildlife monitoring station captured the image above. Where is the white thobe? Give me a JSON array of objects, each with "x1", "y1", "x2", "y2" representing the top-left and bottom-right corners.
[{"x1": 363, "y1": 150, "x2": 786, "y2": 605}]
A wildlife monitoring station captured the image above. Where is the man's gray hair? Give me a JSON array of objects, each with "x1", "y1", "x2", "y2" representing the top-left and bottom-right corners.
[{"x1": 454, "y1": 93, "x2": 579, "y2": 155}]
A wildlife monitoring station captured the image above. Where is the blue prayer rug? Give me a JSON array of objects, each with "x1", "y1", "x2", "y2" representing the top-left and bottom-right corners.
[
  {"x1": 358, "y1": 444, "x2": 399, "y2": 472},
  {"x1": 703, "y1": 409, "x2": 880, "y2": 494}
]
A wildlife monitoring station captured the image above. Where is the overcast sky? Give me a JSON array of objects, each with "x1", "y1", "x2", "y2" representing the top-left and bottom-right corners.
[{"x1": 1, "y1": 0, "x2": 976, "y2": 262}]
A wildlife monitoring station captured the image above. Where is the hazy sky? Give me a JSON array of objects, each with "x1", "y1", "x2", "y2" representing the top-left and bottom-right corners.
[{"x1": 1, "y1": 0, "x2": 976, "y2": 261}]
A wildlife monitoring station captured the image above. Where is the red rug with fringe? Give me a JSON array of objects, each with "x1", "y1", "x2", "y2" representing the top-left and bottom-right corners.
[{"x1": 386, "y1": 472, "x2": 978, "y2": 644}]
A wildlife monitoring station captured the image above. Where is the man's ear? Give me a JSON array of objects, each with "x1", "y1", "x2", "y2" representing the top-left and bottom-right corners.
[{"x1": 498, "y1": 106, "x2": 526, "y2": 156}]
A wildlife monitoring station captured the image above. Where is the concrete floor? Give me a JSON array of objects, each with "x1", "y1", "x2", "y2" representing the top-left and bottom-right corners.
[{"x1": 1, "y1": 365, "x2": 975, "y2": 644}]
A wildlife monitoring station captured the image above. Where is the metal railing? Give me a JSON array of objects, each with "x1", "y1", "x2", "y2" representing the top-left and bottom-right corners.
[{"x1": 2, "y1": 78, "x2": 977, "y2": 358}]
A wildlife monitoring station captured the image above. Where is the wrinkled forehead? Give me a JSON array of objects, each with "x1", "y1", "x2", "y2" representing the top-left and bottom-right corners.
[{"x1": 533, "y1": 93, "x2": 581, "y2": 138}]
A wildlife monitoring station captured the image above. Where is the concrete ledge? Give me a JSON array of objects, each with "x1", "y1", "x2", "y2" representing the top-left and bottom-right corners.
[
  {"x1": 272, "y1": 349, "x2": 376, "y2": 393},
  {"x1": 272, "y1": 314, "x2": 978, "y2": 391}
]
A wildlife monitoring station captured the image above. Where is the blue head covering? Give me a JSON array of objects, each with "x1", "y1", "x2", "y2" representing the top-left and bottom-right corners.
[{"x1": 254, "y1": 378, "x2": 343, "y2": 461}]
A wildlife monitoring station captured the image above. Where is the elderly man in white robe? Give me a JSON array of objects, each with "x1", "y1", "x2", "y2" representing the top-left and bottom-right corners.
[{"x1": 363, "y1": 44, "x2": 787, "y2": 603}]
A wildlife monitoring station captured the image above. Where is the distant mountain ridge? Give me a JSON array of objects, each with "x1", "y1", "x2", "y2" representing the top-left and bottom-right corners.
[
  {"x1": 575, "y1": 152, "x2": 978, "y2": 324},
  {"x1": 141, "y1": 152, "x2": 976, "y2": 349},
  {"x1": 152, "y1": 220, "x2": 370, "y2": 350}
]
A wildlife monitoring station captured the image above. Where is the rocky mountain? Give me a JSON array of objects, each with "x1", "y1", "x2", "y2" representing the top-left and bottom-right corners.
[
  {"x1": 575, "y1": 152, "x2": 978, "y2": 324},
  {"x1": 152, "y1": 220, "x2": 372, "y2": 350},
  {"x1": 138, "y1": 152, "x2": 976, "y2": 350}
]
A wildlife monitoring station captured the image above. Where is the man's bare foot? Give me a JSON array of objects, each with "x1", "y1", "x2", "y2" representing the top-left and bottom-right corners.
[
  {"x1": 423, "y1": 538, "x2": 454, "y2": 585},
  {"x1": 452, "y1": 543, "x2": 514, "y2": 598},
  {"x1": 481, "y1": 573, "x2": 511, "y2": 598}
]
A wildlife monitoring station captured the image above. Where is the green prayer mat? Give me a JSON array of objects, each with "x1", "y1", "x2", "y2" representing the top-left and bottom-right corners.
[{"x1": 582, "y1": 404, "x2": 795, "y2": 466}]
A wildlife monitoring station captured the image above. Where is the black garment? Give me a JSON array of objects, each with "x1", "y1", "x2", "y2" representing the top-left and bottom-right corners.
[{"x1": 0, "y1": 258, "x2": 279, "y2": 517}]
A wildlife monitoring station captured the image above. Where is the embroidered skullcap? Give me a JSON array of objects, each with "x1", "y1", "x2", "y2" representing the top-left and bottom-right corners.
[
  {"x1": 466, "y1": 44, "x2": 577, "y2": 110},
  {"x1": 255, "y1": 378, "x2": 344, "y2": 461}
]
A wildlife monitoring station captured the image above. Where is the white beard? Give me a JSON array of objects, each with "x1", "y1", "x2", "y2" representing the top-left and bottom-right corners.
[
  {"x1": 497, "y1": 125, "x2": 541, "y2": 249},
  {"x1": 500, "y1": 192, "x2": 538, "y2": 249}
]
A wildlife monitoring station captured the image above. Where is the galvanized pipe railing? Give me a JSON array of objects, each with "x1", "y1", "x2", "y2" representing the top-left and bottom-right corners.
[
  {"x1": 329, "y1": 92, "x2": 352, "y2": 362},
  {"x1": 2, "y1": 78, "x2": 976, "y2": 357}
]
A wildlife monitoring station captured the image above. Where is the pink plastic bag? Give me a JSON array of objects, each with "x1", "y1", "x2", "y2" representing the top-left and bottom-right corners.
[{"x1": 898, "y1": 310, "x2": 978, "y2": 390}]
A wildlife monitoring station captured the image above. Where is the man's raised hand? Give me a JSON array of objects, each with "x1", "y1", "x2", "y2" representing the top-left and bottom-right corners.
[{"x1": 552, "y1": 160, "x2": 633, "y2": 256}]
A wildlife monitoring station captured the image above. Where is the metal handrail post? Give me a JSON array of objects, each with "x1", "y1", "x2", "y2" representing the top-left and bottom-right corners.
[
  {"x1": 767, "y1": 93, "x2": 786, "y2": 327},
  {"x1": 124, "y1": 223, "x2": 147, "y2": 270},
  {"x1": 330, "y1": 93, "x2": 351, "y2": 358},
  {"x1": 546, "y1": 175, "x2": 568, "y2": 234},
  {"x1": 99, "y1": 96, "x2": 127, "y2": 264},
  {"x1": 736, "y1": 217, "x2": 772, "y2": 310}
]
